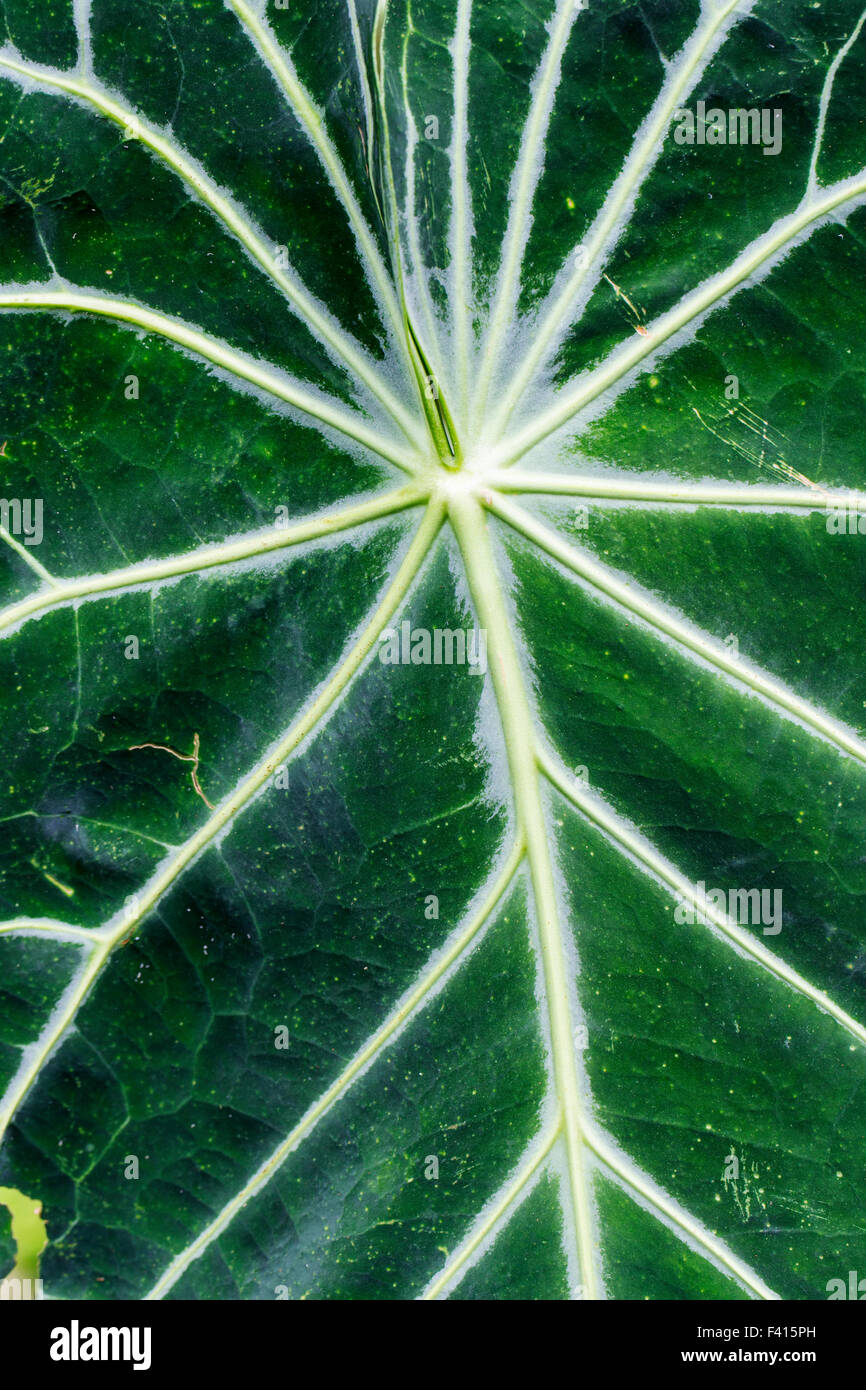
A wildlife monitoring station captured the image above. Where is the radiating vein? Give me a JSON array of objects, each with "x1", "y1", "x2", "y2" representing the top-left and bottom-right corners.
[
  {"x1": 224, "y1": 0, "x2": 410, "y2": 369},
  {"x1": 0, "y1": 288, "x2": 419, "y2": 472},
  {"x1": 538, "y1": 747, "x2": 866, "y2": 1049},
  {"x1": 0, "y1": 503, "x2": 444, "y2": 1152},
  {"x1": 0, "y1": 945, "x2": 109, "y2": 1150},
  {"x1": 2, "y1": 0, "x2": 863, "y2": 1307},
  {"x1": 421, "y1": 1124, "x2": 557, "y2": 1300},
  {"x1": 488, "y1": 493, "x2": 866, "y2": 772},
  {"x1": 449, "y1": 0, "x2": 474, "y2": 418},
  {"x1": 146, "y1": 837, "x2": 525, "y2": 1299},
  {"x1": 0, "y1": 526, "x2": 58, "y2": 584},
  {"x1": 487, "y1": 0, "x2": 754, "y2": 438},
  {"x1": 472, "y1": 0, "x2": 579, "y2": 423},
  {"x1": 348, "y1": 0, "x2": 377, "y2": 161},
  {"x1": 488, "y1": 471, "x2": 843, "y2": 510},
  {"x1": 0, "y1": 51, "x2": 420, "y2": 444},
  {"x1": 586, "y1": 1127, "x2": 779, "y2": 1300},
  {"x1": 0, "y1": 920, "x2": 96, "y2": 945},
  {"x1": 399, "y1": 10, "x2": 446, "y2": 379},
  {"x1": 806, "y1": 8, "x2": 866, "y2": 199},
  {"x1": 0, "y1": 486, "x2": 425, "y2": 638},
  {"x1": 449, "y1": 494, "x2": 599, "y2": 1297},
  {"x1": 74, "y1": 0, "x2": 94, "y2": 73},
  {"x1": 490, "y1": 168, "x2": 866, "y2": 468}
]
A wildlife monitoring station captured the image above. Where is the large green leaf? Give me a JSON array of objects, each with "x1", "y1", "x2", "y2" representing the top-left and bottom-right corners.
[{"x1": 1, "y1": 0, "x2": 866, "y2": 1302}]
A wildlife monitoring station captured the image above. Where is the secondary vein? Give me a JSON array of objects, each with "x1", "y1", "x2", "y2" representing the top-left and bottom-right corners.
[
  {"x1": 0, "y1": 486, "x2": 425, "y2": 638},
  {"x1": 0, "y1": 287, "x2": 420, "y2": 473},
  {"x1": 0, "y1": 51, "x2": 421, "y2": 446}
]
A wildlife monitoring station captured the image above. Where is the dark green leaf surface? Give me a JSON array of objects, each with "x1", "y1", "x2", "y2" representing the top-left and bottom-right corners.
[
  {"x1": 0, "y1": 1200, "x2": 13, "y2": 1277},
  {"x1": 1, "y1": 0, "x2": 866, "y2": 1301}
]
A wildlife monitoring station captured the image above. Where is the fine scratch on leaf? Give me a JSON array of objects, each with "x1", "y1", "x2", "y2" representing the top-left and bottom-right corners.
[
  {"x1": 722, "y1": 1147, "x2": 767, "y2": 1223},
  {"x1": 601, "y1": 270, "x2": 650, "y2": 336},
  {"x1": 128, "y1": 732, "x2": 216, "y2": 810},
  {"x1": 688, "y1": 387, "x2": 829, "y2": 495}
]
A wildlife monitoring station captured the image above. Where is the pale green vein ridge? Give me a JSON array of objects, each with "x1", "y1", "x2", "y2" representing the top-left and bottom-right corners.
[
  {"x1": 487, "y1": 0, "x2": 753, "y2": 439},
  {"x1": 448, "y1": 493, "x2": 599, "y2": 1298},
  {"x1": 472, "y1": 0, "x2": 578, "y2": 425},
  {"x1": 586, "y1": 1128, "x2": 779, "y2": 1300},
  {"x1": 0, "y1": 288, "x2": 419, "y2": 473},
  {"x1": 0, "y1": 486, "x2": 425, "y2": 638},
  {"x1": 399, "y1": 7, "x2": 447, "y2": 383},
  {"x1": 145, "y1": 837, "x2": 525, "y2": 1299},
  {"x1": 0, "y1": 946, "x2": 109, "y2": 1151},
  {"x1": 224, "y1": 0, "x2": 411, "y2": 377},
  {"x1": 0, "y1": 51, "x2": 420, "y2": 444},
  {"x1": 422, "y1": 1125, "x2": 558, "y2": 1300},
  {"x1": 806, "y1": 8, "x2": 866, "y2": 199},
  {"x1": 449, "y1": 0, "x2": 474, "y2": 420},
  {"x1": 0, "y1": 525, "x2": 57, "y2": 584},
  {"x1": 489, "y1": 493, "x2": 866, "y2": 772},
  {"x1": 0, "y1": 920, "x2": 95, "y2": 945},
  {"x1": 0, "y1": 503, "x2": 444, "y2": 1152},
  {"x1": 347, "y1": 0, "x2": 377, "y2": 162},
  {"x1": 491, "y1": 169, "x2": 866, "y2": 468},
  {"x1": 537, "y1": 747, "x2": 866, "y2": 1049},
  {"x1": 488, "y1": 471, "x2": 847, "y2": 510}
]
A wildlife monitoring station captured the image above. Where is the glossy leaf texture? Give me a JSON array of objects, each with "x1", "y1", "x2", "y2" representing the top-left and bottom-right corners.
[{"x1": 1, "y1": 0, "x2": 866, "y2": 1302}]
